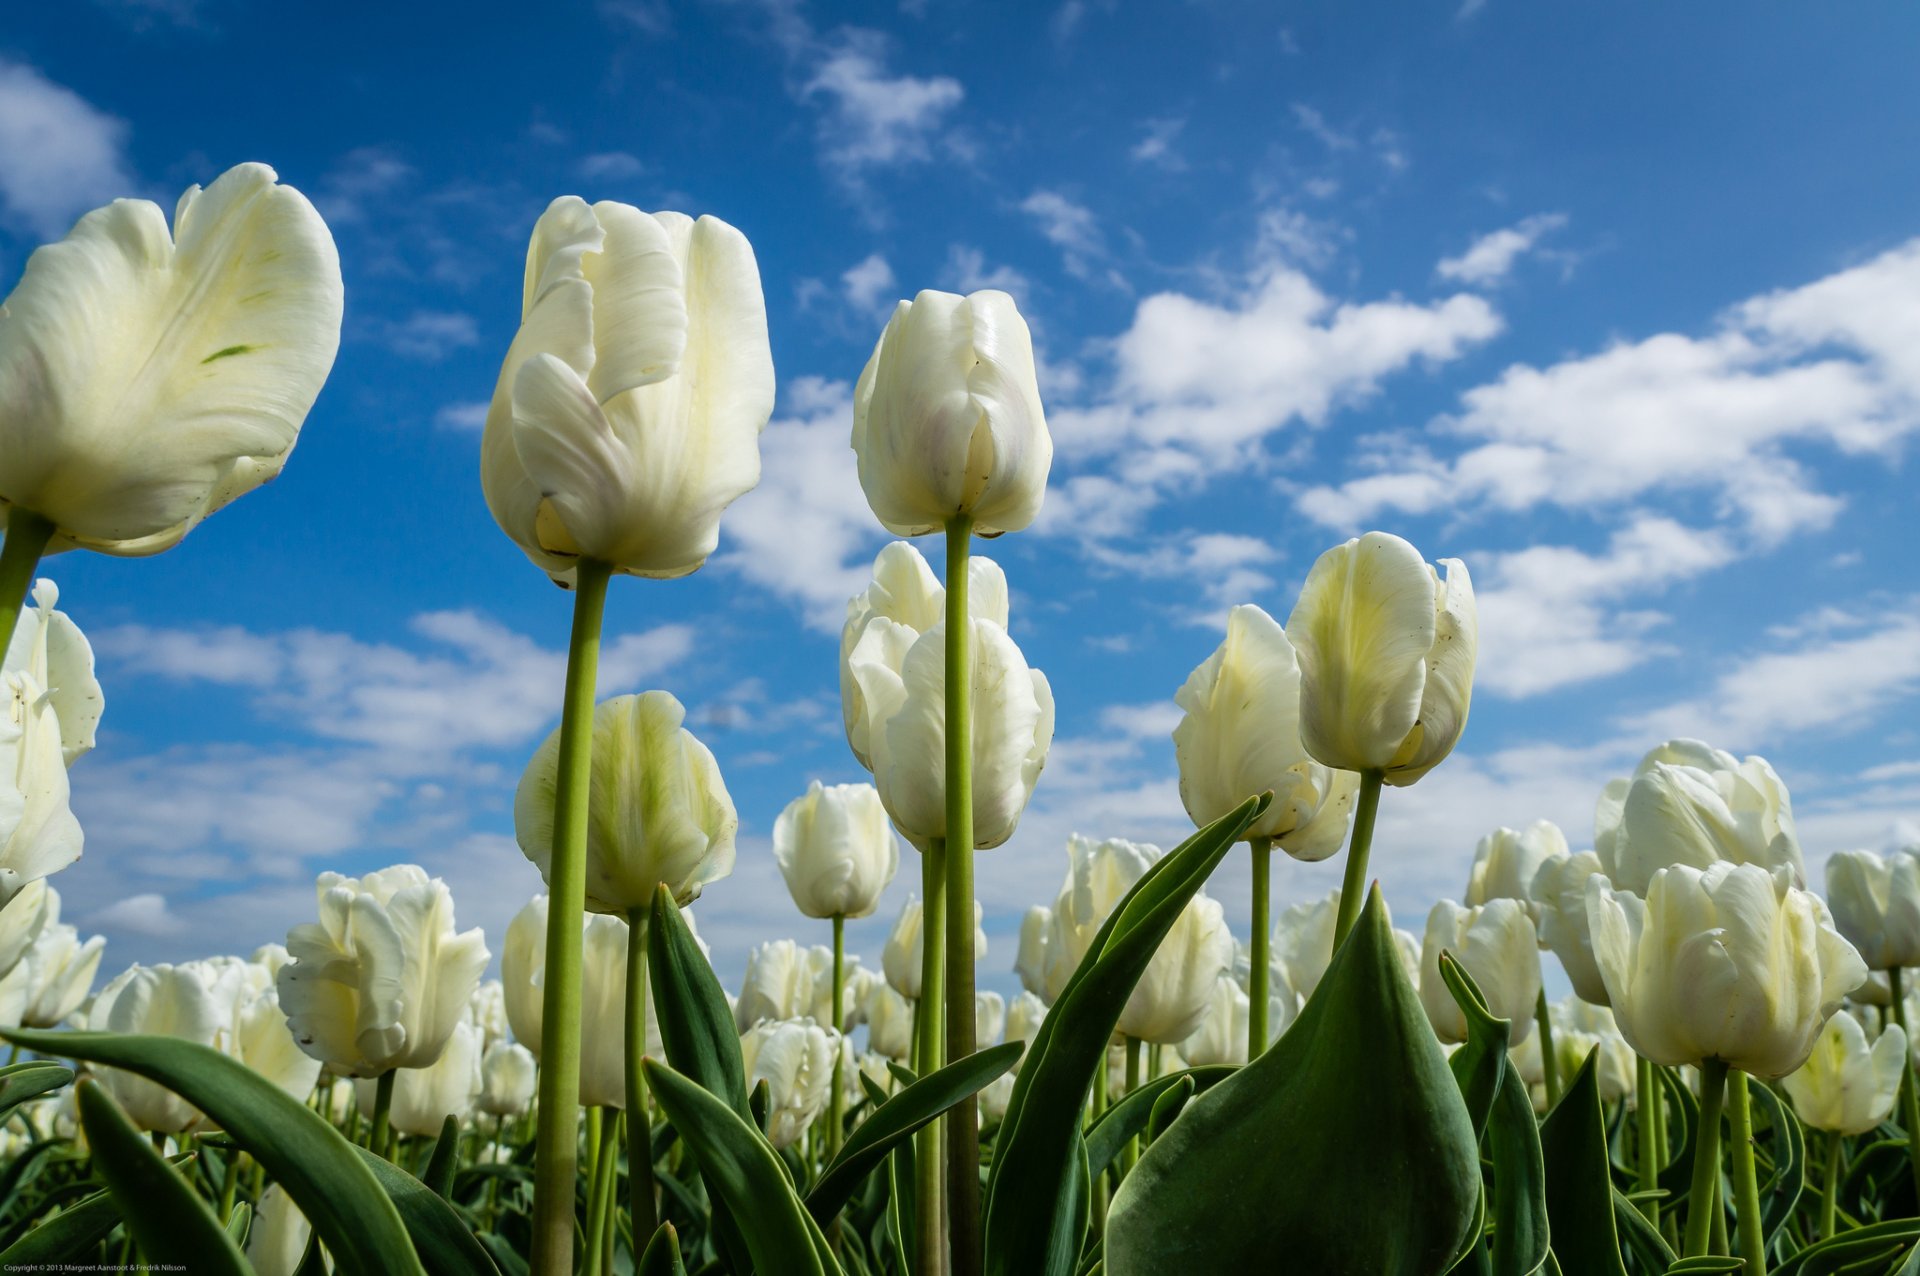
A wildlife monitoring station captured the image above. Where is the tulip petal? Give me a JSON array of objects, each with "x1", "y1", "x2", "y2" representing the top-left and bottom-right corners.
[
  {"x1": 583, "y1": 202, "x2": 686, "y2": 402},
  {"x1": 510, "y1": 352, "x2": 635, "y2": 560}
]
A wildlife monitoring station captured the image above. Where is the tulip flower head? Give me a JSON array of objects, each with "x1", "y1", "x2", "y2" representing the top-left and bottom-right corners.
[
  {"x1": 1782, "y1": 1013, "x2": 1906, "y2": 1135},
  {"x1": 1419, "y1": 898, "x2": 1542, "y2": 1047},
  {"x1": 1529, "y1": 849, "x2": 1611, "y2": 1005},
  {"x1": 851, "y1": 288, "x2": 1052, "y2": 537},
  {"x1": 1466, "y1": 820, "x2": 1569, "y2": 915},
  {"x1": 517, "y1": 690, "x2": 738, "y2": 915},
  {"x1": 1595, "y1": 738, "x2": 1804, "y2": 895},
  {"x1": 773, "y1": 780, "x2": 900, "y2": 920},
  {"x1": 354, "y1": 1018, "x2": 483, "y2": 1137},
  {"x1": 480, "y1": 198, "x2": 774, "y2": 582},
  {"x1": 1285, "y1": 532, "x2": 1476, "y2": 786},
  {"x1": 1825, "y1": 848, "x2": 1920, "y2": 971},
  {"x1": 1172, "y1": 603, "x2": 1358, "y2": 858},
  {"x1": 1014, "y1": 903, "x2": 1052, "y2": 999},
  {"x1": 0, "y1": 164, "x2": 343, "y2": 556},
  {"x1": 479, "y1": 1041, "x2": 538, "y2": 1118},
  {"x1": 1, "y1": 581, "x2": 101, "y2": 906},
  {"x1": 739, "y1": 1018, "x2": 840, "y2": 1149},
  {"x1": 1509, "y1": 997, "x2": 1635, "y2": 1113},
  {"x1": 881, "y1": 893, "x2": 985, "y2": 999}
]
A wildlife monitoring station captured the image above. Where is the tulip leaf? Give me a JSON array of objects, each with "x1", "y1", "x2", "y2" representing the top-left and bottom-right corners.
[
  {"x1": 984, "y1": 795, "x2": 1267, "y2": 1276},
  {"x1": 351, "y1": 1145, "x2": 504, "y2": 1276},
  {"x1": 1612, "y1": 1186, "x2": 1675, "y2": 1274},
  {"x1": 2, "y1": 1028, "x2": 425, "y2": 1276},
  {"x1": 225, "y1": 1199, "x2": 252, "y2": 1248},
  {"x1": 1146, "y1": 1073, "x2": 1197, "y2": 1141},
  {"x1": 0, "y1": 1185, "x2": 121, "y2": 1265},
  {"x1": 648, "y1": 884, "x2": 749, "y2": 1120},
  {"x1": 1537, "y1": 1051, "x2": 1629, "y2": 1276},
  {"x1": 1655, "y1": 1065, "x2": 1698, "y2": 1199},
  {"x1": 1439, "y1": 953, "x2": 1510, "y2": 1140},
  {"x1": 76, "y1": 1077, "x2": 248, "y2": 1275},
  {"x1": 424, "y1": 1113, "x2": 461, "y2": 1198},
  {"x1": 639, "y1": 1221, "x2": 688, "y2": 1276},
  {"x1": 1104, "y1": 886, "x2": 1481, "y2": 1275},
  {"x1": 0, "y1": 1060, "x2": 72, "y2": 1119},
  {"x1": 1663, "y1": 1260, "x2": 1744, "y2": 1274},
  {"x1": 807, "y1": 1041, "x2": 1021, "y2": 1227},
  {"x1": 1083, "y1": 1067, "x2": 1233, "y2": 1178},
  {"x1": 1746, "y1": 1079, "x2": 1804, "y2": 1249},
  {"x1": 642, "y1": 1058, "x2": 833, "y2": 1276},
  {"x1": 1485, "y1": 1062, "x2": 1550, "y2": 1276}
]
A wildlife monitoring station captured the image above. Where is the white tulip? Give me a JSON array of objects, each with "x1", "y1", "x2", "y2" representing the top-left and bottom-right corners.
[
  {"x1": 479, "y1": 1040, "x2": 538, "y2": 1118},
  {"x1": 1015, "y1": 904, "x2": 1052, "y2": 1000},
  {"x1": 0, "y1": 164, "x2": 342, "y2": 556},
  {"x1": 1040, "y1": 836, "x2": 1161, "y2": 1003},
  {"x1": 1420, "y1": 898, "x2": 1541, "y2": 1047},
  {"x1": 1271, "y1": 891, "x2": 1341, "y2": 1004},
  {"x1": 1530, "y1": 850, "x2": 1611, "y2": 1005},
  {"x1": 0, "y1": 882, "x2": 101, "y2": 1028},
  {"x1": 90, "y1": 963, "x2": 227, "y2": 1132},
  {"x1": 1588, "y1": 862, "x2": 1867, "y2": 1077},
  {"x1": 0, "y1": 665, "x2": 81, "y2": 905},
  {"x1": 864, "y1": 982, "x2": 915, "y2": 1061},
  {"x1": 1782, "y1": 1013, "x2": 1907, "y2": 1135},
  {"x1": 356, "y1": 1018, "x2": 482, "y2": 1137},
  {"x1": 735, "y1": 940, "x2": 814, "y2": 1031},
  {"x1": 4, "y1": 580, "x2": 102, "y2": 766},
  {"x1": 0, "y1": 878, "x2": 52, "y2": 976},
  {"x1": 278, "y1": 865, "x2": 490, "y2": 1077},
  {"x1": 739, "y1": 1018, "x2": 839, "y2": 1149},
  {"x1": 1172, "y1": 604, "x2": 1357, "y2": 857},
  {"x1": 228, "y1": 978, "x2": 322, "y2": 1107},
  {"x1": 247, "y1": 1184, "x2": 314, "y2": 1276},
  {"x1": 881, "y1": 893, "x2": 985, "y2": 999},
  {"x1": 579, "y1": 913, "x2": 633, "y2": 1109},
  {"x1": 1286, "y1": 532, "x2": 1476, "y2": 786},
  {"x1": 517, "y1": 691, "x2": 737, "y2": 915},
  {"x1": 501, "y1": 896, "x2": 549, "y2": 1054},
  {"x1": 480, "y1": 199, "x2": 773, "y2": 581},
  {"x1": 1509, "y1": 997, "x2": 1635, "y2": 1113},
  {"x1": 773, "y1": 781, "x2": 899, "y2": 920},
  {"x1": 1825, "y1": 848, "x2": 1920, "y2": 971},
  {"x1": 851, "y1": 288, "x2": 1051, "y2": 537},
  {"x1": 976, "y1": 990, "x2": 1007, "y2": 1047},
  {"x1": 469, "y1": 979, "x2": 510, "y2": 1052},
  {"x1": 1180, "y1": 974, "x2": 1257, "y2": 1067},
  {"x1": 1596, "y1": 739, "x2": 1804, "y2": 895},
  {"x1": 1006, "y1": 990, "x2": 1046, "y2": 1053},
  {"x1": 1121, "y1": 890, "x2": 1233, "y2": 1045},
  {"x1": 1467, "y1": 820, "x2": 1569, "y2": 914}
]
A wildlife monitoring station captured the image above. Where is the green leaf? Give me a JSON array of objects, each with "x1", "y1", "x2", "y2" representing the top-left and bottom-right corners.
[
  {"x1": 352, "y1": 1145, "x2": 504, "y2": 1276},
  {"x1": 76, "y1": 1077, "x2": 248, "y2": 1275},
  {"x1": 1537, "y1": 1051, "x2": 1629, "y2": 1276},
  {"x1": 648, "y1": 884, "x2": 749, "y2": 1120},
  {"x1": 1485, "y1": 1062, "x2": 1550, "y2": 1276},
  {"x1": 3, "y1": 1028, "x2": 424, "y2": 1276},
  {"x1": 1745, "y1": 1079, "x2": 1804, "y2": 1249},
  {"x1": 424, "y1": 1113, "x2": 461, "y2": 1198},
  {"x1": 1663, "y1": 1260, "x2": 1743, "y2": 1274},
  {"x1": 985, "y1": 795, "x2": 1267, "y2": 1276},
  {"x1": 643, "y1": 1058, "x2": 833, "y2": 1276},
  {"x1": 1105, "y1": 886, "x2": 1481, "y2": 1275},
  {"x1": 1083, "y1": 1068, "x2": 1233, "y2": 1178},
  {"x1": 0, "y1": 1060, "x2": 72, "y2": 1120},
  {"x1": 638, "y1": 1221, "x2": 689, "y2": 1276},
  {"x1": 1611, "y1": 1188, "x2": 1675, "y2": 1274},
  {"x1": 807, "y1": 1041, "x2": 1021, "y2": 1227},
  {"x1": 0, "y1": 1186, "x2": 121, "y2": 1265},
  {"x1": 1146, "y1": 1073, "x2": 1196, "y2": 1141},
  {"x1": 1439, "y1": 953, "x2": 1509, "y2": 1139},
  {"x1": 225, "y1": 1199, "x2": 253, "y2": 1249}
]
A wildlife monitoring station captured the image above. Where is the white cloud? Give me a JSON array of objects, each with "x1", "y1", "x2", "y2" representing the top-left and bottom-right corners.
[
  {"x1": 943, "y1": 245, "x2": 1032, "y2": 299},
  {"x1": 578, "y1": 151, "x2": 648, "y2": 180},
  {"x1": 1130, "y1": 117, "x2": 1187, "y2": 170},
  {"x1": 598, "y1": 0, "x2": 671, "y2": 33},
  {"x1": 315, "y1": 146, "x2": 415, "y2": 224},
  {"x1": 802, "y1": 31, "x2": 963, "y2": 179},
  {"x1": 841, "y1": 252, "x2": 897, "y2": 311},
  {"x1": 435, "y1": 401, "x2": 490, "y2": 431},
  {"x1": 374, "y1": 310, "x2": 482, "y2": 361},
  {"x1": 1292, "y1": 104, "x2": 1356, "y2": 152},
  {"x1": 84, "y1": 893, "x2": 182, "y2": 938},
  {"x1": 0, "y1": 57, "x2": 135, "y2": 239},
  {"x1": 1436, "y1": 212, "x2": 1568, "y2": 286},
  {"x1": 1020, "y1": 190, "x2": 1111, "y2": 282}
]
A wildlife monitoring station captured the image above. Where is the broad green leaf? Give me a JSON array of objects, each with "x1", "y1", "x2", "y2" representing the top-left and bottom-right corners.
[
  {"x1": 1485, "y1": 1063, "x2": 1550, "y2": 1276},
  {"x1": 638, "y1": 1221, "x2": 689, "y2": 1276},
  {"x1": 1439, "y1": 953, "x2": 1509, "y2": 1139},
  {"x1": 77, "y1": 1077, "x2": 248, "y2": 1275},
  {"x1": 0, "y1": 1060, "x2": 72, "y2": 1120},
  {"x1": 0, "y1": 1186, "x2": 120, "y2": 1265},
  {"x1": 1775, "y1": 1216, "x2": 1920, "y2": 1275},
  {"x1": 3, "y1": 1027, "x2": 423, "y2": 1275},
  {"x1": 1538, "y1": 1051, "x2": 1629, "y2": 1276},
  {"x1": 985, "y1": 795, "x2": 1266, "y2": 1276},
  {"x1": 480, "y1": 1232, "x2": 533, "y2": 1276},
  {"x1": 351, "y1": 1145, "x2": 503, "y2": 1276},
  {"x1": 643, "y1": 1058, "x2": 833, "y2": 1276},
  {"x1": 1083, "y1": 1068, "x2": 1233, "y2": 1178},
  {"x1": 648, "y1": 884, "x2": 749, "y2": 1120},
  {"x1": 807, "y1": 1041, "x2": 1020, "y2": 1226},
  {"x1": 1105, "y1": 886, "x2": 1480, "y2": 1275},
  {"x1": 424, "y1": 1113, "x2": 461, "y2": 1198}
]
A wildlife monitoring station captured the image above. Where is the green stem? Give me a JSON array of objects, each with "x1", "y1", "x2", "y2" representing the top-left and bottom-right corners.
[
  {"x1": 1637, "y1": 1054, "x2": 1660, "y2": 1226},
  {"x1": 583, "y1": 1107, "x2": 617, "y2": 1276},
  {"x1": 1331, "y1": 770, "x2": 1384, "y2": 952},
  {"x1": 1248, "y1": 837, "x2": 1272, "y2": 1060},
  {"x1": 1119, "y1": 1037, "x2": 1141, "y2": 1179},
  {"x1": 530, "y1": 557, "x2": 612, "y2": 1276},
  {"x1": 1534, "y1": 988, "x2": 1560, "y2": 1107},
  {"x1": 942, "y1": 516, "x2": 980, "y2": 1276},
  {"x1": 1890, "y1": 967, "x2": 1920, "y2": 1205},
  {"x1": 1727, "y1": 1071, "x2": 1765, "y2": 1275},
  {"x1": 370, "y1": 1069, "x2": 396, "y2": 1162},
  {"x1": 1090, "y1": 1050, "x2": 1109, "y2": 1236},
  {"x1": 1820, "y1": 1128, "x2": 1843, "y2": 1241},
  {"x1": 217, "y1": 1145, "x2": 241, "y2": 1222},
  {"x1": 624, "y1": 908, "x2": 657, "y2": 1244},
  {"x1": 831, "y1": 914, "x2": 846, "y2": 1158},
  {"x1": 1685, "y1": 1059, "x2": 1730, "y2": 1258},
  {"x1": 915, "y1": 840, "x2": 949, "y2": 1276},
  {"x1": 0, "y1": 508, "x2": 55, "y2": 660}
]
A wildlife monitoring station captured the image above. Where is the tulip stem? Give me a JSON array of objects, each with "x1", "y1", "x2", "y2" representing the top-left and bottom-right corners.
[
  {"x1": 370, "y1": 1069, "x2": 395, "y2": 1161},
  {"x1": 941, "y1": 516, "x2": 981, "y2": 1276},
  {"x1": 1636, "y1": 1054, "x2": 1660, "y2": 1226},
  {"x1": 1726, "y1": 1071, "x2": 1765, "y2": 1275},
  {"x1": 530, "y1": 556, "x2": 613, "y2": 1276},
  {"x1": 1119, "y1": 1037, "x2": 1142, "y2": 1179},
  {"x1": 1685, "y1": 1058, "x2": 1729, "y2": 1258},
  {"x1": 1534, "y1": 988, "x2": 1560, "y2": 1107},
  {"x1": 1331, "y1": 770, "x2": 1384, "y2": 953},
  {"x1": 1820, "y1": 1128, "x2": 1843, "y2": 1241},
  {"x1": 830, "y1": 913, "x2": 846, "y2": 1158},
  {"x1": 916, "y1": 839, "x2": 949, "y2": 1276},
  {"x1": 1248, "y1": 837, "x2": 1272, "y2": 1060},
  {"x1": 625, "y1": 907, "x2": 658, "y2": 1244},
  {"x1": 1889, "y1": 966, "x2": 1920, "y2": 1204},
  {"x1": 0, "y1": 508, "x2": 54, "y2": 659},
  {"x1": 1090, "y1": 1053, "x2": 1108, "y2": 1235}
]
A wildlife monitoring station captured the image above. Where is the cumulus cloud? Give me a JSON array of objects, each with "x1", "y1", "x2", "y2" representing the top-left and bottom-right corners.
[
  {"x1": 0, "y1": 57, "x2": 135, "y2": 239},
  {"x1": 841, "y1": 252, "x2": 898, "y2": 312},
  {"x1": 1436, "y1": 212, "x2": 1568, "y2": 286}
]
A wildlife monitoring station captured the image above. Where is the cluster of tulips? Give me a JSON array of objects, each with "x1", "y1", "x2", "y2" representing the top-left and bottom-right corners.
[{"x1": 0, "y1": 160, "x2": 1917, "y2": 1276}]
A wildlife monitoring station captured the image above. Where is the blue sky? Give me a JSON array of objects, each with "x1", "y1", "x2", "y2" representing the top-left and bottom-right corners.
[{"x1": 5, "y1": 0, "x2": 1919, "y2": 997}]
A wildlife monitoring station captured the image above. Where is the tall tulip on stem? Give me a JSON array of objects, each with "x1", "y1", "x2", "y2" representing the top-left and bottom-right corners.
[{"x1": 942, "y1": 515, "x2": 981, "y2": 1276}]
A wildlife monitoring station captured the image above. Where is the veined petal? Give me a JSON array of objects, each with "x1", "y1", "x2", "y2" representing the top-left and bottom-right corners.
[
  {"x1": 510, "y1": 353, "x2": 635, "y2": 561},
  {"x1": 583, "y1": 201, "x2": 685, "y2": 402},
  {"x1": 960, "y1": 290, "x2": 1051, "y2": 535}
]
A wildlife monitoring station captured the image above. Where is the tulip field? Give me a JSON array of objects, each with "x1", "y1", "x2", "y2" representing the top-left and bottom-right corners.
[{"x1": 4, "y1": 156, "x2": 1920, "y2": 1276}]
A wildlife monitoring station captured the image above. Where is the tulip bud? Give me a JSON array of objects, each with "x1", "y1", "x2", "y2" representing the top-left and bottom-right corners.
[
  {"x1": 278, "y1": 865, "x2": 490, "y2": 1077},
  {"x1": 864, "y1": 982, "x2": 915, "y2": 1060},
  {"x1": 773, "y1": 781, "x2": 900, "y2": 920},
  {"x1": 480, "y1": 199, "x2": 773, "y2": 582},
  {"x1": 1419, "y1": 898, "x2": 1541, "y2": 1047},
  {"x1": 479, "y1": 1040, "x2": 538, "y2": 1118},
  {"x1": 0, "y1": 164, "x2": 343, "y2": 556},
  {"x1": 851, "y1": 289, "x2": 1051, "y2": 537},
  {"x1": 1466, "y1": 820, "x2": 1568, "y2": 914},
  {"x1": 355, "y1": 1019, "x2": 483, "y2": 1137},
  {"x1": 1173, "y1": 604, "x2": 1358, "y2": 858},
  {"x1": 578, "y1": 913, "x2": 635, "y2": 1109},
  {"x1": 1529, "y1": 850, "x2": 1611, "y2": 1005},
  {"x1": 735, "y1": 939, "x2": 815, "y2": 1031},
  {"x1": 1782, "y1": 1013, "x2": 1906, "y2": 1135},
  {"x1": 1014, "y1": 904, "x2": 1051, "y2": 999},
  {"x1": 1825, "y1": 848, "x2": 1920, "y2": 971},
  {"x1": 1041, "y1": 836, "x2": 1161, "y2": 1003},
  {"x1": 516, "y1": 691, "x2": 738, "y2": 914},
  {"x1": 1589, "y1": 862, "x2": 1867, "y2": 1077},
  {"x1": 1595, "y1": 739, "x2": 1804, "y2": 895},
  {"x1": 1285, "y1": 532, "x2": 1476, "y2": 786},
  {"x1": 881, "y1": 894, "x2": 985, "y2": 998},
  {"x1": 738, "y1": 1018, "x2": 839, "y2": 1148}
]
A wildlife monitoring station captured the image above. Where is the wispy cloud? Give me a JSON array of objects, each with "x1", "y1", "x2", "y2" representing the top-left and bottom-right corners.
[
  {"x1": 0, "y1": 57, "x2": 135, "y2": 239},
  {"x1": 1437, "y1": 212, "x2": 1569, "y2": 286}
]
